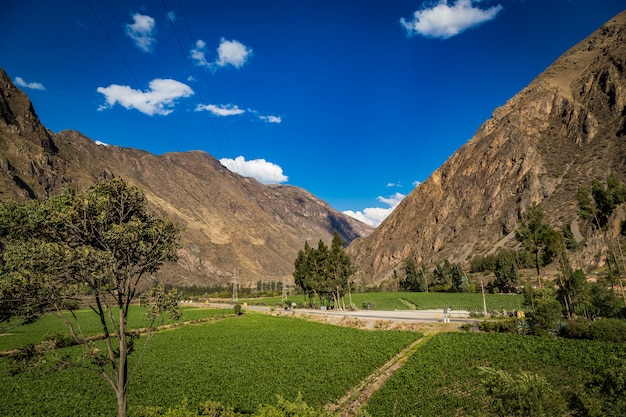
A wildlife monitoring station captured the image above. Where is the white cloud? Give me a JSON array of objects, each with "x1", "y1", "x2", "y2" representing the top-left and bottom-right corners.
[
  {"x1": 97, "y1": 78, "x2": 194, "y2": 116},
  {"x1": 216, "y1": 38, "x2": 253, "y2": 68},
  {"x1": 191, "y1": 38, "x2": 252, "y2": 70},
  {"x1": 126, "y1": 13, "x2": 157, "y2": 52},
  {"x1": 343, "y1": 192, "x2": 406, "y2": 228},
  {"x1": 195, "y1": 103, "x2": 245, "y2": 116},
  {"x1": 166, "y1": 11, "x2": 176, "y2": 23},
  {"x1": 190, "y1": 40, "x2": 210, "y2": 67},
  {"x1": 400, "y1": 0, "x2": 503, "y2": 39},
  {"x1": 259, "y1": 115, "x2": 282, "y2": 124},
  {"x1": 220, "y1": 156, "x2": 288, "y2": 184},
  {"x1": 14, "y1": 77, "x2": 46, "y2": 90}
]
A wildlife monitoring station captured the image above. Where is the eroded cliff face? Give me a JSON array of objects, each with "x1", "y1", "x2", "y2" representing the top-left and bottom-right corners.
[{"x1": 349, "y1": 10, "x2": 626, "y2": 283}]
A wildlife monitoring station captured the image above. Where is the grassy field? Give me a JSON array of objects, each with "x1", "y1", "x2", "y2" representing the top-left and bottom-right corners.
[
  {"x1": 0, "y1": 312, "x2": 421, "y2": 416},
  {"x1": 0, "y1": 306, "x2": 232, "y2": 352},
  {"x1": 240, "y1": 291, "x2": 522, "y2": 313},
  {"x1": 366, "y1": 332, "x2": 626, "y2": 417}
]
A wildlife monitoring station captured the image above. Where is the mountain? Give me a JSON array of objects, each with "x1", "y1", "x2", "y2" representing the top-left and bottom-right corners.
[
  {"x1": 0, "y1": 69, "x2": 372, "y2": 286},
  {"x1": 348, "y1": 10, "x2": 626, "y2": 284}
]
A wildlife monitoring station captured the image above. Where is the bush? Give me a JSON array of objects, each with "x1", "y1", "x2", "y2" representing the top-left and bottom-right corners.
[
  {"x1": 561, "y1": 317, "x2": 591, "y2": 340},
  {"x1": 528, "y1": 299, "x2": 563, "y2": 336},
  {"x1": 589, "y1": 318, "x2": 626, "y2": 343},
  {"x1": 234, "y1": 304, "x2": 243, "y2": 315},
  {"x1": 362, "y1": 301, "x2": 375, "y2": 310},
  {"x1": 480, "y1": 366, "x2": 567, "y2": 417},
  {"x1": 479, "y1": 318, "x2": 520, "y2": 334}
]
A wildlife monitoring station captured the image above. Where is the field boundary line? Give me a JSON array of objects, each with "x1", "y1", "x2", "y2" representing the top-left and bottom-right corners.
[{"x1": 325, "y1": 335, "x2": 429, "y2": 417}]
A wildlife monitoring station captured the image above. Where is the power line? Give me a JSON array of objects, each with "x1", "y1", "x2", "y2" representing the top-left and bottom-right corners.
[
  {"x1": 85, "y1": 0, "x2": 182, "y2": 153},
  {"x1": 168, "y1": 0, "x2": 236, "y2": 159}
]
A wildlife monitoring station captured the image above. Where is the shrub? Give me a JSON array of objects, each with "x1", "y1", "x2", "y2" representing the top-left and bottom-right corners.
[
  {"x1": 528, "y1": 299, "x2": 563, "y2": 336},
  {"x1": 561, "y1": 317, "x2": 591, "y2": 340},
  {"x1": 234, "y1": 304, "x2": 243, "y2": 315},
  {"x1": 589, "y1": 318, "x2": 626, "y2": 343},
  {"x1": 362, "y1": 301, "x2": 375, "y2": 310},
  {"x1": 479, "y1": 318, "x2": 520, "y2": 334},
  {"x1": 480, "y1": 366, "x2": 567, "y2": 417}
]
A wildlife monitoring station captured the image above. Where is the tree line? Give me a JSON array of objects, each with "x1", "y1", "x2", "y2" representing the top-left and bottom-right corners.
[
  {"x1": 292, "y1": 232, "x2": 356, "y2": 309},
  {"x1": 399, "y1": 174, "x2": 626, "y2": 324}
]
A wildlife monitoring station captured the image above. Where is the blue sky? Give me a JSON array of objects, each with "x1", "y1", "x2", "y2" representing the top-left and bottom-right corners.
[{"x1": 1, "y1": 1, "x2": 624, "y2": 227}]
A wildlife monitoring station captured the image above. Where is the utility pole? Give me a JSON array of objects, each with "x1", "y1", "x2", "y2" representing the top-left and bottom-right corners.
[
  {"x1": 232, "y1": 269, "x2": 238, "y2": 304},
  {"x1": 481, "y1": 279, "x2": 488, "y2": 316},
  {"x1": 281, "y1": 275, "x2": 287, "y2": 304}
]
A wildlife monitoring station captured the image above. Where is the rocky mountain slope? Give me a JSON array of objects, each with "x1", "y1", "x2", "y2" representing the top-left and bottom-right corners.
[
  {"x1": 349, "y1": 10, "x2": 626, "y2": 284},
  {"x1": 0, "y1": 69, "x2": 372, "y2": 286}
]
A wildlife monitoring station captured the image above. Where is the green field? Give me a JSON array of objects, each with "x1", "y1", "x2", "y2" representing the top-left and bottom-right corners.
[
  {"x1": 0, "y1": 306, "x2": 232, "y2": 352},
  {"x1": 241, "y1": 291, "x2": 522, "y2": 312},
  {"x1": 0, "y1": 312, "x2": 420, "y2": 416},
  {"x1": 366, "y1": 332, "x2": 626, "y2": 417}
]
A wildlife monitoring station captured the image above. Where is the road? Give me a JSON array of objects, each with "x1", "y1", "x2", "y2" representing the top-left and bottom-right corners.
[{"x1": 200, "y1": 302, "x2": 471, "y2": 324}]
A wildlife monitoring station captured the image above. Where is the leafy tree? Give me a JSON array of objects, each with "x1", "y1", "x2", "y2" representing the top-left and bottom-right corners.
[
  {"x1": 293, "y1": 242, "x2": 315, "y2": 303},
  {"x1": 293, "y1": 233, "x2": 355, "y2": 309},
  {"x1": 327, "y1": 232, "x2": 356, "y2": 309},
  {"x1": 400, "y1": 260, "x2": 430, "y2": 292},
  {"x1": 515, "y1": 203, "x2": 559, "y2": 285},
  {"x1": 589, "y1": 278, "x2": 624, "y2": 319},
  {"x1": 492, "y1": 256, "x2": 518, "y2": 293},
  {"x1": 0, "y1": 178, "x2": 182, "y2": 417}
]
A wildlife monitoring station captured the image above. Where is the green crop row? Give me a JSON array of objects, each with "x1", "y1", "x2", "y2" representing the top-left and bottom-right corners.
[
  {"x1": 366, "y1": 332, "x2": 626, "y2": 417},
  {"x1": 0, "y1": 313, "x2": 421, "y2": 416}
]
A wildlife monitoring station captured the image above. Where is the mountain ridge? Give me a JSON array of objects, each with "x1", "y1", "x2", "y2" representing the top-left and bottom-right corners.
[
  {"x1": 348, "y1": 9, "x2": 626, "y2": 283},
  {"x1": 0, "y1": 70, "x2": 372, "y2": 286}
]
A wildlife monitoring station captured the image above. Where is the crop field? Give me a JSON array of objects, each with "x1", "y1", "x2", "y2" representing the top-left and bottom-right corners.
[
  {"x1": 242, "y1": 291, "x2": 522, "y2": 312},
  {"x1": 365, "y1": 332, "x2": 626, "y2": 417},
  {"x1": 0, "y1": 312, "x2": 421, "y2": 416},
  {"x1": 0, "y1": 306, "x2": 232, "y2": 352}
]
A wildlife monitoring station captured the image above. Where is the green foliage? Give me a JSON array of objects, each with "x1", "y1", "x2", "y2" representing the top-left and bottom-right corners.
[
  {"x1": 528, "y1": 299, "x2": 563, "y2": 335},
  {"x1": 133, "y1": 394, "x2": 337, "y2": 417},
  {"x1": 515, "y1": 203, "x2": 561, "y2": 277},
  {"x1": 0, "y1": 178, "x2": 182, "y2": 417},
  {"x1": 469, "y1": 249, "x2": 534, "y2": 274},
  {"x1": 589, "y1": 278, "x2": 624, "y2": 319},
  {"x1": 366, "y1": 332, "x2": 626, "y2": 417},
  {"x1": 293, "y1": 233, "x2": 356, "y2": 308},
  {"x1": 254, "y1": 394, "x2": 337, "y2": 417},
  {"x1": 492, "y1": 256, "x2": 518, "y2": 293},
  {"x1": 588, "y1": 318, "x2": 626, "y2": 343},
  {"x1": 133, "y1": 398, "x2": 239, "y2": 417},
  {"x1": 400, "y1": 259, "x2": 428, "y2": 292},
  {"x1": 0, "y1": 314, "x2": 420, "y2": 416},
  {"x1": 578, "y1": 354, "x2": 626, "y2": 417},
  {"x1": 561, "y1": 317, "x2": 591, "y2": 340},
  {"x1": 480, "y1": 366, "x2": 567, "y2": 417}
]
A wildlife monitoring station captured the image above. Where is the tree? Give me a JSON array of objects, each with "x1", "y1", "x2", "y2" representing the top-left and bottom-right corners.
[
  {"x1": 327, "y1": 232, "x2": 356, "y2": 309},
  {"x1": 292, "y1": 233, "x2": 355, "y2": 309},
  {"x1": 493, "y1": 256, "x2": 518, "y2": 293},
  {"x1": 515, "y1": 203, "x2": 559, "y2": 286},
  {"x1": 0, "y1": 178, "x2": 182, "y2": 417}
]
